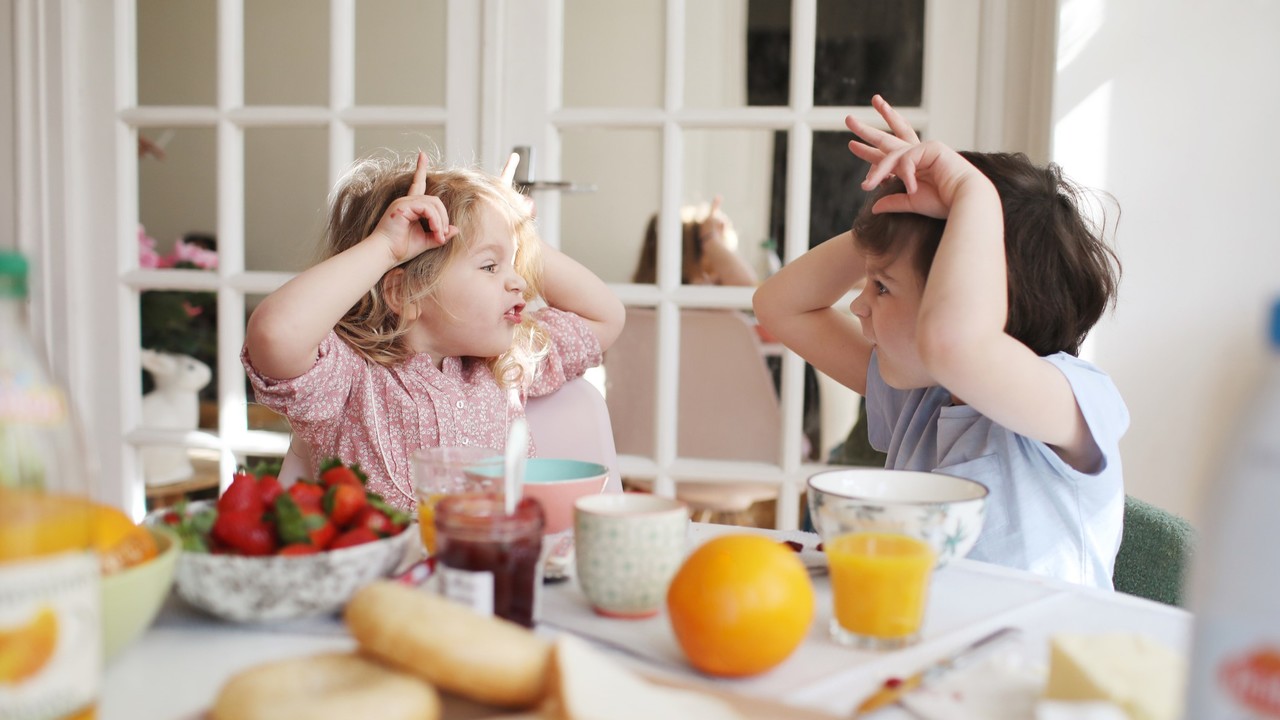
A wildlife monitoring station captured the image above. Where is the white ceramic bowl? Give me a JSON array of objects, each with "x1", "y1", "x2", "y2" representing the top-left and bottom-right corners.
[
  {"x1": 807, "y1": 468, "x2": 988, "y2": 567},
  {"x1": 158, "y1": 502, "x2": 414, "y2": 622}
]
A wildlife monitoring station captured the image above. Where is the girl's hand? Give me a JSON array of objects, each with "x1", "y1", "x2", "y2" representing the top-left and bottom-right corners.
[
  {"x1": 499, "y1": 152, "x2": 537, "y2": 219},
  {"x1": 845, "y1": 94, "x2": 921, "y2": 167},
  {"x1": 372, "y1": 151, "x2": 459, "y2": 265},
  {"x1": 698, "y1": 195, "x2": 728, "y2": 249}
]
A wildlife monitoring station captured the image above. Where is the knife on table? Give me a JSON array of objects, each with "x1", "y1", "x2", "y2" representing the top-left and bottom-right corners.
[{"x1": 851, "y1": 626, "x2": 1021, "y2": 718}]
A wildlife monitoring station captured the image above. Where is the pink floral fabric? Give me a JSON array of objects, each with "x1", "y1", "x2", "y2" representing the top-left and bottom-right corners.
[{"x1": 242, "y1": 307, "x2": 601, "y2": 510}]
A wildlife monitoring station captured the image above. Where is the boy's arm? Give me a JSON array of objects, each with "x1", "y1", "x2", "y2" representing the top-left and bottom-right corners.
[
  {"x1": 752, "y1": 232, "x2": 874, "y2": 395},
  {"x1": 539, "y1": 240, "x2": 626, "y2": 352},
  {"x1": 246, "y1": 152, "x2": 455, "y2": 380}
]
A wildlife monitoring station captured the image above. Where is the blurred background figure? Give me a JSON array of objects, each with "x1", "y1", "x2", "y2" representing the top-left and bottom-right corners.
[{"x1": 632, "y1": 196, "x2": 758, "y2": 286}]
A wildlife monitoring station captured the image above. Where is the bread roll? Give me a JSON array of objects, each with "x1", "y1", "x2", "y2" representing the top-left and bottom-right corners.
[
  {"x1": 211, "y1": 651, "x2": 439, "y2": 720},
  {"x1": 345, "y1": 581, "x2": 551, "y2": 709}
]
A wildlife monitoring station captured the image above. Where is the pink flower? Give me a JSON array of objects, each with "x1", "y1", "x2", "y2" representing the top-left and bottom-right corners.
[
  {"x1": 138, "y1": 226, "x2": 165, "y2": 269},
  {"x1": 171, "y1": 239, "x2": 219, "y2": 270},
  {"x1": 181, "y1": 301, "x2": 204, "y2": 318}
]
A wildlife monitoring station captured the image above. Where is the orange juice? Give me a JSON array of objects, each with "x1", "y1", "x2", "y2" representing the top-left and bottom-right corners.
[
  {"x1": 417, "y1": 492, "x2": 447, "y2": 554},
  {"x1": 825, "y1": 532, "x2": 934, "y2": 648}
]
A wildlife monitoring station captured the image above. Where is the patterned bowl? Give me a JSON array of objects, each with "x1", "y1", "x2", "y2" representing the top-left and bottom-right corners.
[
  {"x1": 807, "y1": 468, "x2": 988, "y2": 567},
  {"x1": 162, "y1": 502, "x2": 414, "y2": 622}
]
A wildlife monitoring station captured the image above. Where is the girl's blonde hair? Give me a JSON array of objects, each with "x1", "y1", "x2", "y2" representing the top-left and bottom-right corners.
[{"x1": 323, "y1": 153, "x2": 549, "y2": 388}]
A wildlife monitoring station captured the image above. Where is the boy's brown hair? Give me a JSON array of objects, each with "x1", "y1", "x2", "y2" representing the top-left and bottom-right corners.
[{"x1": 851, "y1": 151, "x2": 1120, "y2": 357}]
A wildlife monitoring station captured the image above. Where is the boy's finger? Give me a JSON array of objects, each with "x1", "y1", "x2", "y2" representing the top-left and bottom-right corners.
[
  {"x1": 872, "y1": 95, "x2": 921, "y2": 144},
  {"x1": 709, "y1": 195, "x2": 723, "y2": 218},
  {"x1": 410, "y1": 151, "x2": 429, "y2": 195}
]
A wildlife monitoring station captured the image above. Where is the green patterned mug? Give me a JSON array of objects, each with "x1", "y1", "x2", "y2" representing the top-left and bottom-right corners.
[{"x1": 573, "y1": 493, "x2": 689, "y2": 618}]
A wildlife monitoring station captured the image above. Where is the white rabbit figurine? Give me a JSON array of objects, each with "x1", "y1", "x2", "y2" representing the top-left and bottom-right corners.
[{"x1": 140, "y1": 349, "x2": 212, "y2": 485}]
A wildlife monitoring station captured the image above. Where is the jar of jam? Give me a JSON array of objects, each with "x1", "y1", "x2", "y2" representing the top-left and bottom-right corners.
[{"x1": 434, "y1": 493, "x2": 544, "y2": 628}]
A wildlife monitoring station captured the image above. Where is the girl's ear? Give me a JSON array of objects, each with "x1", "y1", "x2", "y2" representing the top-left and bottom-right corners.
[{"x1": 382, "y1": 268, "x2": 420, "y2": 321}]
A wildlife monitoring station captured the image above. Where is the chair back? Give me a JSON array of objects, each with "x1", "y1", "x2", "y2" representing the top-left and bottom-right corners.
[
  {"x1": 604, "y1": 307, "x2": 781, "y2": 463},
  {"x1": 1112, "y1": 494, "x2": 1196, "y2": 606},
  {"x1": 276, "y1": 376, "x2": 621, "y2": 493}
]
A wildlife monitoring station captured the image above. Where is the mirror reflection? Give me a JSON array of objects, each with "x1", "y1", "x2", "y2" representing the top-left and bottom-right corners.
[
  {"x1": 245, "y1": 127, "x2": 329, "y2": 273},
  {"x1": 564, "y1": 0, "x2": 664, "y2": 108},
  {"x1": 245, "y1": 0, "x2": 328, "y2": 106},
  {"x1": 356, "y1": 0, "x2": 446, "y2": 106},
  {"x1": 137, "y1": 0, "x2": 216, "y2": 106}
]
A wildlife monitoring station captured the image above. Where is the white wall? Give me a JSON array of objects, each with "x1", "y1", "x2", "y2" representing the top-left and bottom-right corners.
[
  {"x1": 1051, "y1": 0, "x2": 1280, "y2": 526},
  {"x1": 1, "y1": 0, "x2": 14, "y2": 250}
]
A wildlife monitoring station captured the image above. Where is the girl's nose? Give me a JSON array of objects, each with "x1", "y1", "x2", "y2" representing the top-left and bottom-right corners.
[{"x1": 506, "y1": 270, "x2": 527, "y2": 294}]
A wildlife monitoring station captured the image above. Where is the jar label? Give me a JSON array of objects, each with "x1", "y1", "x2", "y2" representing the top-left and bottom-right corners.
[
  {"x1": 438, "y1": 565, "x2": 494, "y2": 617},
  {"x1": 0, "y1": 552, "x2": 101, "y2": 720}
]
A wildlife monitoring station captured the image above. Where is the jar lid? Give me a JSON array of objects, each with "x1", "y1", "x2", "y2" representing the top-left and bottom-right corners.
[{"x1": 0, "y1": 251, "x2": 28, "y2": 299}]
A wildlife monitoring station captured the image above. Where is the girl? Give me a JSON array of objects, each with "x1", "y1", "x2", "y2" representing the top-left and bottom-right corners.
[
  {"x1": 243, "y1": 152, "x2": 625, "y2": 510},
  {"x1": 754, "y1": 97, "x2": 1126, "y2": 589},
  {"x1": 632, "y1": 196, "x2": 758, "y2": 287}
]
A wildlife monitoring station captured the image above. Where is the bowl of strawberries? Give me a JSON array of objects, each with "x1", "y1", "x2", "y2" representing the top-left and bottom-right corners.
[{"x1": 152, "y1": 458, "x2": 416, "y2": 622}]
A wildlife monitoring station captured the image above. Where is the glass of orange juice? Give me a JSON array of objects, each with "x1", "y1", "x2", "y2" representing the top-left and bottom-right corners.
[
  {"x1": 410, "y1": 446, "x2": 504, "y2": 555},
  {"x1": 825, "y1": 531, "x2": 935, "y2": 649}
]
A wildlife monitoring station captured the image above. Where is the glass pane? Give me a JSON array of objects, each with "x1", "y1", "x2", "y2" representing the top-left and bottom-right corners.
[
  {"x1": 764, "y1": 130, "x2": 877, "y2": 262},
  {"x1": 814, "y1": 0, "x2": 924, "y2": 107},
  {"x1": 355, "y1": 0, "x2": 446, "y2": 106},
  {"x1": 244, "y1": 127, "x2": 329, "y2": 273},
  {"x1": 681, "y1": 129, "x2": 776, "y2": 285},
  {"x1": 686, "y1": 0, "x2": 791, "y2": 109},
  {"x1": 137, "y1": 331, "x2": 219, "y2": 503},
  {"x1": 137, "y1": 0, "x2": 217, "y2": 106},
  {"x1": 602, "y1": 307, "x2": 657, "y2": 459},
  {"x1": 139, "y1": 127, "x2": 218, "y2": 267},
  {"x1": 563, "y1": 0, "x2": 663, "y2": 108},
  {"x1": 245, "y1": 0, "x2": 329, "y2": 106},
  {"x1": 560, "y1": 128, "x2": 662, "y2": 284},
  {"x1": 354, "y1": 126, "x2": 446, "y2": 161}
]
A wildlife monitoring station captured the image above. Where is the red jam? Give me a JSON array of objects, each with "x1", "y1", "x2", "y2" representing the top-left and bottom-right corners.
[{"x1": 435, "y1": 494, "x2": 544, "y2": 628}]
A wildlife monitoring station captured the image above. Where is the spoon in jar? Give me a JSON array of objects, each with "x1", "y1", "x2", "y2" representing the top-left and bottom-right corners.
[{"x1": 503, "y1": 418, "x2": 529, "y2": 515}]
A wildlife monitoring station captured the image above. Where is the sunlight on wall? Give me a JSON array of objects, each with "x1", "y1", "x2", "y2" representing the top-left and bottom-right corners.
[{"x1": 1055, "y1": 0, "x2": 1105, "y2": 71}]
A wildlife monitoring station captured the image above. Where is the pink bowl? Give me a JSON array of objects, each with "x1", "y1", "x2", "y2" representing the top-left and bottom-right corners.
[{"x1": 519, "y1": 459, "x2": 610, "y2": 535}]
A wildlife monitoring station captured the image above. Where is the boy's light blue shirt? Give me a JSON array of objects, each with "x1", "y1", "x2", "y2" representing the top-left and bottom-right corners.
[{"x1": 865, "y1": 351, "x2": 1128, "y2": 589}]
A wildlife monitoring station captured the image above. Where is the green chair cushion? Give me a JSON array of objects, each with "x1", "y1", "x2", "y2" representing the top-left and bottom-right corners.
[{"x1": 1113, "y1": 495, "x2": 1196, "y2": 606}]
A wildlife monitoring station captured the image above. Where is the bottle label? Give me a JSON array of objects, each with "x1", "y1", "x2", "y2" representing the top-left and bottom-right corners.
[
  {"x1": 0, "y1": 552, "x2": 101, "y2": 720},
  {"x1": 438, "y1": 565, "x2": 494, "y2": 617},
  {"x1": 0, "y1": 378, "x2": 68, "y2": 426}
]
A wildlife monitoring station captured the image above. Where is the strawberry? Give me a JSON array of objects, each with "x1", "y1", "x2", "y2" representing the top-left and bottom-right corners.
[
  {"x1": 330, "y1": 526, "x2": 379, "y2": 550},
  {"x1": 304, "y1": 511, "x2": 337, "y2": 550},
  {"x1": 366, "y1": 495, "x2": 412, "y2": 534},
  {"x1": 277, "y1": 543, "x2": 320, "y2": 556},
  {"x1": 218, "y1": 471, "x2": 263, "y2": 516},
  {"x1": 287, "y1": 480, "x2": 325, "y2": 512},
  {"x1": 318, "y1": 457, "x2": 367, "y2": 488},
  {"x1": 323, "y1": 484, "x2": 367, "y2": 527},
  {"x1": 351, "y1": 506, "x2": 395, "y2": 537},
  {"x1": 257, "y1": 474, "x2": 284, "y2": 506},
  {"x1": 211, "y1": 510, "x2": 276, "y2": 556}
]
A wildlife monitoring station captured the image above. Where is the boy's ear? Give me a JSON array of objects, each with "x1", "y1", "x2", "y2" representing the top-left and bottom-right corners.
[{"x1": 382, "y1": 268, "x2": 419, "y2": 321}]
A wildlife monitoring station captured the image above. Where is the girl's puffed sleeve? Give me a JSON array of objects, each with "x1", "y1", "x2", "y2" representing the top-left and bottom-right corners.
[
  {"x1": 526, "y1": 307, "x2": 603, "y2": 398},
  {"x1": 241, "y1": 331, "x2": 365, "y2": 424}
]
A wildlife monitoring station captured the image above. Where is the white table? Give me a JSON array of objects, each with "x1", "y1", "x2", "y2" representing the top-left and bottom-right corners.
[{"x1": 101, "y1": 524, "x2": 1191, "y2": 719}]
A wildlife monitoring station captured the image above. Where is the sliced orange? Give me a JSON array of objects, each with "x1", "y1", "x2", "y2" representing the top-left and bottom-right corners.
[{"x1": 92, "y1": 503, "x2": 157, "y2": 575}]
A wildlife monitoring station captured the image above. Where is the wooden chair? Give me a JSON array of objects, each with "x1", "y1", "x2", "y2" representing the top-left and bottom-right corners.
[
  {"x1": 603, "y1": 307, "x2": 787, "y2": 524},
  {"x1": 277, "y1": 377, "x2": 621, "y2": 494},
  {"x1": 1112, "y1": 495, "x2": 1196, "y2": 606}
]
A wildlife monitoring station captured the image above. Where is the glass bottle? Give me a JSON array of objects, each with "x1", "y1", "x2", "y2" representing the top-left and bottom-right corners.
[
  {"x1": 1184, "y1": 298, "x2": 1280, "y2": 719},
  {"x1": 0, "y1": 251, "x2": 100, "y2": 719},
  {"x1": 434, "y1": 493, "x2": 544, "y2": 628}
]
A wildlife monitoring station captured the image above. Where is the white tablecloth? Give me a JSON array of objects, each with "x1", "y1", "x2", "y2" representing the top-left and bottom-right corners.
[{"x1": 101, "y1": 523, "x2": 1191, "y2": 719}]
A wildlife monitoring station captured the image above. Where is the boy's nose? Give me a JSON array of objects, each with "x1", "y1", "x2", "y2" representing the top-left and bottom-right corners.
[{"x1": 849, "y1": 288, "x2": 870, "y2": 318}]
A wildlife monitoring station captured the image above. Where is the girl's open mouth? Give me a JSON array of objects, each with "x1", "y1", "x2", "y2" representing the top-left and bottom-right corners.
[{"x1": 505, "y1": 303, "x2": 525, "y2": 324}]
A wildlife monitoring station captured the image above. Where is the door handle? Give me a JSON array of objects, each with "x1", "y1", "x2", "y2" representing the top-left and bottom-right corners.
[{"x1": 509, "y1": 145, "x2": 597, "y2": 193}]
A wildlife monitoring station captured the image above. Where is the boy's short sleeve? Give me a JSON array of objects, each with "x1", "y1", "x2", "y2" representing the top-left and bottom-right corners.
[
  {"x1": 526, "y1": 307, "x2": 603, "y2": 398},
  {"x1": 865, "y1": 351, "x2": 907, "y2": 453},
  {"x1": 1042, "y1": 353, "x2": 1131, "y2": 470},
  {"x1": 241, "y1": 331, "x2": 364, "y2": 424}
]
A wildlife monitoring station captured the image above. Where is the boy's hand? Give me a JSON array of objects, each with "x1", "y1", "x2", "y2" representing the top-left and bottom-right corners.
[
  {"x1": 845, "y1": 94, "x2": 921, "y2": 167},
  {"x1": 372, "y1": 151, "x2": 459, "y2": 265},
  {"x1": 861, "y1": 141, "x2": 987, "y2": 219}
]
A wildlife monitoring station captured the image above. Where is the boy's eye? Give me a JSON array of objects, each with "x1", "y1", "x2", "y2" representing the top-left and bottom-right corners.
[{"x1": 875, "y1": 281, "x2": 889, "y2": 295}]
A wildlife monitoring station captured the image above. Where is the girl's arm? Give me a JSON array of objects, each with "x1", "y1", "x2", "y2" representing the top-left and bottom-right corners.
[
  {"x1": 245, "y1": 152, "x2": 455, "y2": 380},
  {"x1": 539, "y1": 240, "x2": 626, "y2": 352},
  {"x1": 752, "y1": 232, "x2": 874, "y2": 395},
  {"x1": 862, "y1": 141, "x2": 1099, "y2": 470}
]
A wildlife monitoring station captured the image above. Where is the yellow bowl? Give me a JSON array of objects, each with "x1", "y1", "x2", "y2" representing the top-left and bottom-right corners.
[{"x1": 101, "y1": 525, "x2": 179, "y2": 661}]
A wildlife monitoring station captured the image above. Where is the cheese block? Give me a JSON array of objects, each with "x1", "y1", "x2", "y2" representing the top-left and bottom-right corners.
[{"x1": 1043, "y1": 633, "x2": 1186, "y2": 720}]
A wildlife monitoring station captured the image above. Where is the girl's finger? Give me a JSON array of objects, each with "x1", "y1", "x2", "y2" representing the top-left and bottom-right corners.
[
  {"x1": 409, "y1": 151, "x2": 429, "y2": 196},
  {"x1": 499, "y1": 152, "x2": 520, "y2": 187},
  {"x1": 871, "y1": 95, "x2": 921, "y2": 144}
]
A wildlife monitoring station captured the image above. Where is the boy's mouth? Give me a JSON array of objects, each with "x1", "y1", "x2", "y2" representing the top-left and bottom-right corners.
[{"x1": 504, "y1": 303, "x2": 525, "y2": 324}]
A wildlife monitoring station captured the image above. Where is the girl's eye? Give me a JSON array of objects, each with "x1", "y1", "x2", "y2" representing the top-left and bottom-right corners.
[{"x1": 481, "y1": 263, "x2": 498, "y2": 274}]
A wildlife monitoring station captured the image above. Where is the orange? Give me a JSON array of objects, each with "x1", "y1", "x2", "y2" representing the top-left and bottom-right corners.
[
  {"x1": 666, "y1": 534, "x2": 814, "y2": 677},
  {"x1": 91, "y1": 503, "x2": 157, "y2": 575}
]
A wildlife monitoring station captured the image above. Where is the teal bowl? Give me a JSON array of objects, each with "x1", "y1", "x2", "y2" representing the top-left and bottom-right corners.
[{"x1": 468, "y1": 458, "x2": 610, "y2": 535}]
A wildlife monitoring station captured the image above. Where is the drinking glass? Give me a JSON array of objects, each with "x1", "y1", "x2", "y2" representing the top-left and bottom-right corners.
[{"x1": 825, "y1": 531, "x2": 935, "y2": 649}]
